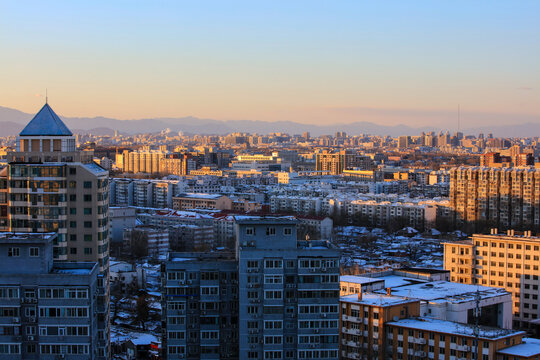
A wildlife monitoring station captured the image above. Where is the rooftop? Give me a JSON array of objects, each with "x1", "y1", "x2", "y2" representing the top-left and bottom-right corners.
[
  {"x1": 497, "y1": 337, "x2": 540, "y2": 357},
  {"x1": 380, "y1": 280, "x2": 509, "y2": 303},
  {"x1": 19, "y1": 103, "x2": 73, "y2": 137},
  {"x1": 340, "y1": 275, "x2": 385, "y2": 285},
  {"x1": 341, "y1": 293, "x2": 419, "y2": 307},
  {"x1": 388, "y1": 317, "x2": 524, "y2": 340}
]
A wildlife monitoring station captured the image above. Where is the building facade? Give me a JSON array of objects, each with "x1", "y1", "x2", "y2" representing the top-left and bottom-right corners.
[
  {"x1": 236, "y1": 218, "x2": 340, "y2": 360},
  {"x1": 445, "y1": 230, "x2": 540, "y2": 329},
  {"x1": 0, "y1": 233, "x2": 99, "y2": 359},
  {"x1": 0, "y1": 104, "x2": 110, "y2": 358}
]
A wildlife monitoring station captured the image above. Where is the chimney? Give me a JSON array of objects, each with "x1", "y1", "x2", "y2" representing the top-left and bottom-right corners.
[
  {"x1": 386, "y1": 288, "x2": 392, "y2": 296},
  {"x1": 357, "y1": 292, "x2": 362, "y2": 301}
]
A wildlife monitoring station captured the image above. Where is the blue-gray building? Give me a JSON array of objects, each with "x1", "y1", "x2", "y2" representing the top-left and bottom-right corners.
[
  {"x1": 162, "y1": 217, "x2": 340, "y2": 360},
  {"x1": 162, "y1": 252, "x2": 238, "y2": 359},
  {"x1": 237, "y1": 218, "x2": 340, "y2": 360},
  {"x1": 0, "y1": 232, "x2": 99, "y2": 359}
]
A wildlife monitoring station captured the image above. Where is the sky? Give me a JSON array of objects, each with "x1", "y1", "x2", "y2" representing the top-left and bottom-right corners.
[{"x1": 1, "y1": 1, "x2": 539, "y2": 128}]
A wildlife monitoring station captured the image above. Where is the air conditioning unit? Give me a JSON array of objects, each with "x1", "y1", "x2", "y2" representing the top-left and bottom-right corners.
[
  {"x1": 248, "y1": 269, "x2": 253, "y2": 273},
  {"x1": 179, "y1": 281, "x2": 185, "y2": 285},
  {"x1": 28, "y1": 336, "x2": 34, "y2": 341},
  {"x1": 187, "y1": 280, "x2": 192, "y2": 285},
  {"x1": 31, "y1": 298, "x2": 37, "y2": 303},
  {"x1": 29, "y1": 317, "x2": 36, "y2": 322},
  {"x1": 13, "y1": 317, "x2": 20, "y2": 323},
  {"x1": 309, "y1": 268, "x2": 316, "y2": 272},
  {"x1": 321, "y1": 268, "x2": 327, "y2": 272},
  {"x1": 321, "y1": 314, "x2": 327, "y2": 318}
]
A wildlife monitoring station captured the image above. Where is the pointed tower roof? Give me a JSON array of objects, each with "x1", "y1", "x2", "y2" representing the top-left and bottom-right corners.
[{"x1": 19, "y1": 103, "x2": 73, "y2": 136}]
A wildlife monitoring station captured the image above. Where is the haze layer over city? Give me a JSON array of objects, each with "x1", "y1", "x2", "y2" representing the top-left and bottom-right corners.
[{"x1": 1, "y1": 1, "x2": 540, "y2": 360}]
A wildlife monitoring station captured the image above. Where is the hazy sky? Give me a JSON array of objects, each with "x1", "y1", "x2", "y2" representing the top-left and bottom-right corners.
[{"x1": 1, "y1": 1, "x2": 539, "y2": 128}]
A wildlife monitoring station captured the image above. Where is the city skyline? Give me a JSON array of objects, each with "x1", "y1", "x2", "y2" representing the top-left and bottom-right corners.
[{"x1": 1, "y1": 1, "x2": 539, "y2": 128}]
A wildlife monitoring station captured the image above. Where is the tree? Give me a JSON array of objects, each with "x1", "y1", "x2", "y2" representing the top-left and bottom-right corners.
[{"x1": 136, "y1": 292, "x2": 150, "y2": 330}]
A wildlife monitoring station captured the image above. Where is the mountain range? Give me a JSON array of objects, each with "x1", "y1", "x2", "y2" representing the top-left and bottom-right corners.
[{"x1": 0, "y1": 105, "x2": 538, "y2": 138}]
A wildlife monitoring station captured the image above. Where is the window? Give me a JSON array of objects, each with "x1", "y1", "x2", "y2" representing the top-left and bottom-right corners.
[
  {"x1": 284, "y1": 227, "x2": 292, "y2": 235},
  {"x1": 70, "y1": 221, "x2": 77, "y2": 228},
  {"x1": 266, "y1": 227, "x2": 276, "y2": 236},
  {"x1": 83, "y1": 181, "x2": 92, "y2": 188},
  {"x1": 69, "y1": 168, "x2": 76, "y2": 175},
  {"x1": 70, "y1": 248, "x2": 77, "y2": 255},
  {"x1": 70, "y1": 234, "x2": 77, "y2": 241},
  {"x1": 70, "y1": 208, "x2": 77, "y2": 215},
  {"x1": 69, "y1": 194, "x2": 76, "y2": 201},
  {"x1": 8, "y1": 247, "x2": 20, "y2": 257},
  {"x1": 29, "y1": 247, "x2": 39, "y2": 257},
  {"x1": 246, "y1": 227, "x2": 255, "y2": 236},
  {"x1": 84, "y1": 248, "x2": 92, "y2": 255},
  {"x1": 84, "y1": 221, "x2": 92, "y2": 228},
  {"x1": 84, "y1": 235, "x2": 92, "y2": 242},
  {"x1": 265, "y1": 259, "x2": 283, "y2": 269},
  {"x1": 83, "y1": 194, "x2": 92, "y2": 202},
  {"x1": 84, "y1": 208, "x2": 92, "y2": 215},
  {"x1": 69, "y1": 181, "x2": 76, "y2": 188}
]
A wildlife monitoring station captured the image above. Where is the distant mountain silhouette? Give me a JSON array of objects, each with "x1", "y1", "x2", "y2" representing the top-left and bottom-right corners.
[{"x1": 0, "y1": 105, "x2": 538, "y2": 138}]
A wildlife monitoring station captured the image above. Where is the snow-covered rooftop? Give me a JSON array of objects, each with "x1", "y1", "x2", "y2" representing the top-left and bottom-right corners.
[
  {"x1": 341, "y1": 293, "x2": 418, "y2": 307},
  {"x1": 381, "y1": 281, "x2": 509, "y2": 303},
  {"x1": 340, "y1": 275, "x2": 385, "y2": 285},
  {"x1": 388, "y1": 317, "x2": 524, "y2": 340},
  {"x1": 497, "y1": 337, "x2": 540, "y2": 357}
]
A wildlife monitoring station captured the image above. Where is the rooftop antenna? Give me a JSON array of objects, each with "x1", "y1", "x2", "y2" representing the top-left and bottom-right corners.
[{"x1": 458, "y1": 104, "x2": 460, "y2": 132}]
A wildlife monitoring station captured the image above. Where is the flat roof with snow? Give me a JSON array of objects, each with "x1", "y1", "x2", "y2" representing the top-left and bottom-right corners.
[
  {"x1": 388, "y1": 317, "x2": 524, "y2": 340},
  {"x1": 340, "y1": 275, "x2": 385, "y2": 285},
  {"x1": 341, "y1": 293, "x2": 418, "y2": 307},
  {"x1": 380, "y1": 281, "x2": 509, "y2": 303}
]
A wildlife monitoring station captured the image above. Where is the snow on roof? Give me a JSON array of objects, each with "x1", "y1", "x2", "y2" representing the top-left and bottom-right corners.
[
  {"x1": 341, "y1": 293, "x2": 418, "y2": 307},
  {"x1": 176, "y1": 193, "x2": 224, "y2": 199},
  {"x1": 382, "y1": 281, "x2": 509, "y2": 303},
  {"x1": 83, "y1": 162, "x2": 107, "y2": 174},
  {"x1": 52, "y1": 268, "x2": 92, "y2": 275},
  {"x1": 340, "y1": 275, "x2": 385, "y2": 285},
  {"x1": 497, "y1": 337, "x2": 540, "y2": 357},
  {"x1": 378, "y1": 275, "x2": 419, "y2": 288},
  {"x1": 387, "y1": 317, "x2": 524, "y2": 340},
  {"x1": 129, "y1": 332, "x2": 158, "y2": 346}
]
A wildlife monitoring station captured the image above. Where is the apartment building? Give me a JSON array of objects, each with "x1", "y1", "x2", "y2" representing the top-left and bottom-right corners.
[
  {"x1": 269, "y1": 195, "x2": 322, "y2": 216},
  {"x1": 386, "y1": 317, "x2": 525, "y2": 360},
  {"x1": 162, "y1": 252, "x2": 239, "y2": 360},
  {"x1": 315, "y1": 150, "x2": 372, "y2": 175},
  {"x1": 172, "y1": 194, "x2": 232, "y2": 211},
  {"x1": 340, "y1": 292, "x2": 420, "y2": 360},
  {"x1": 445, "y1": 230, "x2": 540, "y2": 329},
  {"x1": 1, "y1": 103, "x2": 110, "y2": 358},
  {"x1": 0, "y1": 232, "x2": 99, "y2": 359},
  {"x1": 236, "y1": 218, "x2": 340, "y2": 360},
  {"x1": 449, "y1": 167, "x2": 540, "y2": 229},
  {"x1": 123, "y1": 226, "x2": 169, "y2": 258}
]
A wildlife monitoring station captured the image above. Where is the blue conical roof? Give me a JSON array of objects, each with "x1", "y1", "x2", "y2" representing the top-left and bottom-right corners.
[{"x1": 20, "y1": 103, "x2": 73, "y2": 136}]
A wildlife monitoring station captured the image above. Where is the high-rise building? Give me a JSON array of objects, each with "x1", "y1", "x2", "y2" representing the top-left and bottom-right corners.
[
  {"x1": 0, "y1": 232, "x2": 100, "y2": 359},
  {"x1": 444, "y1": 230, "x2": 540, "y2": 329},
  {"x1": 315, "y1": 150, "x2": 371, "y2": 175},
  {"x1": 236, "y1": 218, "x2": 340, "y2": 360},
  {"x1": 162, "y1": 252, "x2": 239, "y2": 360},
  {"x1": 449, "y1": 167, "x2": 540, "y2": 229},
  {"x1": 0, "y1": 103, "x2": 110, "y2": 358},
  {"x1": 162, "y1": 218, "x2": 341, "y2": 360}
]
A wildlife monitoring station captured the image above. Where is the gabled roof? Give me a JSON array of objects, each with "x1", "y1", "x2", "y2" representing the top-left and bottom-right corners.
[{"x1": 19, "y1": 103, "x2": 73, "y2": 136}]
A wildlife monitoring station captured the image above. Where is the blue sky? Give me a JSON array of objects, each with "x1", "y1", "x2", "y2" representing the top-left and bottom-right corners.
[{"x1": 1, "y1": 1, "x2": 538, "y2": 127}]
